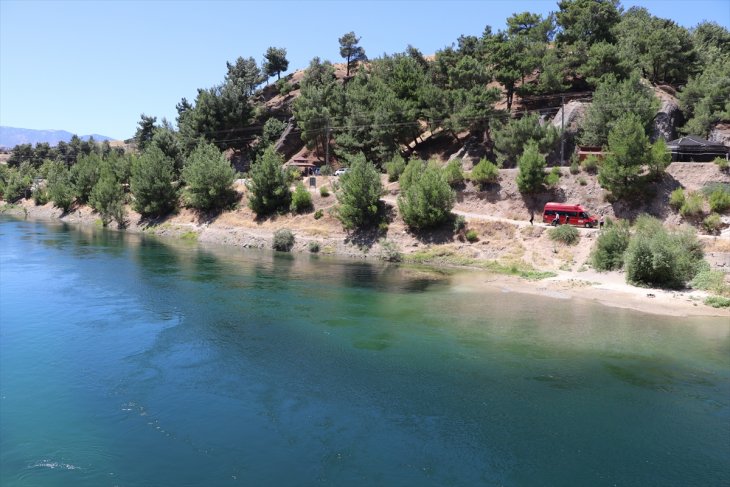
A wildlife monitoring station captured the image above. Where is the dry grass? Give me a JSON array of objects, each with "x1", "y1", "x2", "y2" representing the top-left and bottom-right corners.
[
  {"x1": 703, "y1": 238, "x2": 730, "y2": 253},
  {"x1": 473, "y1": 220, "x2": 516, "y2": 239}
]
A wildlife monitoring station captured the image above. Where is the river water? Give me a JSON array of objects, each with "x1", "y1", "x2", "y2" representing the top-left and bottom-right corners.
[{"x1": 1, "y1": 217, "x2": 729, "y2": 486}]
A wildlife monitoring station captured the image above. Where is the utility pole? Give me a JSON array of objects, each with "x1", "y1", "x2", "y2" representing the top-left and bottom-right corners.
[
  {"x1": 325, "y1": 122, "x2": 330, "y2": 167},
  {"x1": 560, "y1": 95, "x2": 565, "y2": 166}
]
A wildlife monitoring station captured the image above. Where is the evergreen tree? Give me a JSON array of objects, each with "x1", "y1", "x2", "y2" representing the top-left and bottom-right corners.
[
  {"x1": 46, "y1": 161, "x2": 75, "y2": 212},
  {"x1": 516, "y1": 142, "x2": 547, "y2": 194},
  {"x1": 89, "y1": 163, "x2": 125, "y2": 227},
  {"x1": 247, "y1": 146, "x2": 291, "y2": 216},
  {"x1": 398, "y1": 161, "x2": 454, "y2": 229},
  {"x1": 580, "y1": 73, "x2": 658, "y2": 146},
  {"x1": 335, "y1": 153, "x2": 382, "y2": 229},
  {"x1": 182, "y1": 142, "x2": 236, "y2": 211},
  {"x1": 678, "y1": 57, "x2": 730, "y2": 137},
  {"x1": 292, "y1": 58, "x2": 342, "y2": 156},
  {"x1": 263, "y1": 47, "x2": 289, "y2": 80},
  {"x1": 614, "y1": 7, "x2": 697, "y2": 84},
  {"x1": 70, "y1": 153, "x2": 102, "y2": 204},
  {"x1": 556, "y1": 0, "x2": 621, "y2": 46},
  {"x1": 130, "y1": 146, "x2": 177, "y2": 216},
  {"x1": 598, "y1": 114, "x2": 649, "y2": 197},
  {"x1": 339, "y1": 31, "x2": 367, "y2": 77},
  {"x1": 134, "y1": 114, "x2": 157, "y2": 151},
  {"x1": 492, "y1": 113, "x2": 559, "y2": 167}
]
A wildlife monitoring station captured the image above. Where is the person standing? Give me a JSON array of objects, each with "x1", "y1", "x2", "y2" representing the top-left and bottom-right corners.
[{"x1": 529, "y1": 211, "x2": 534, "y2": 225}]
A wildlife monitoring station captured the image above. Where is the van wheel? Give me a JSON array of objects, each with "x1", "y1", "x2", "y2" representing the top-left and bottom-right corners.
[{"x1": 585, "y1": 223, "x2": 592, "y2": 228}]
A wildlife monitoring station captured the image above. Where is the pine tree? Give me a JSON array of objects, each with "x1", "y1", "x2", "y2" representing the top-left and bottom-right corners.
[
  {"x1": 335, "y1": 153, "x2": 382, "y2": 229},
  {"x1": 516, "y1": 142, "x2": 547, "y2": 194},
  {"x1": 247, "y1": 147, "x2": 291, "y2": 216},
  {"x1": 182, "y1": 142, "x2": 236, "y2": 211},
  {"x1": 130, "y1": 146, "x2": 177, "y2": 216}
]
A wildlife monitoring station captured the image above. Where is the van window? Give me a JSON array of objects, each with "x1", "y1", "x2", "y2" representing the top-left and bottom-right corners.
[{"x1": 545, "y1": 210, "x2": 556, "y2": 216}]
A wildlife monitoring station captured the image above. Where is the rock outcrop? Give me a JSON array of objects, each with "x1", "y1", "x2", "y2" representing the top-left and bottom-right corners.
[
  {"x1": 651, "y1": 96, "x2": 682, "y2": 142},
  {"x1": 709, "y1": 123, "x2": 730, "y2": 147},
  {"x1": 551, "y1": 101, "x2": 588, "y2": 134},
  {"x1": 274, "y1": 119, "x2": 305, "y2": 162}
]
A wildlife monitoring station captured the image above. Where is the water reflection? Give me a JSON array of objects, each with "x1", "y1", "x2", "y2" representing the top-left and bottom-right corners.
[{"x1": 3, "y1": 217, "x2": 729, "y2": 487}]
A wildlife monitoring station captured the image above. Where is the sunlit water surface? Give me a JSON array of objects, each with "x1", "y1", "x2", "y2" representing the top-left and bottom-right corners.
[{"x1": 1, "y1": 217, "x2": 729, "y2": 486}]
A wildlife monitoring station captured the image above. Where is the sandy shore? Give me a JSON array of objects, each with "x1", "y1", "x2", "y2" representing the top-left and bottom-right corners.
[
  {"x1": 455, "y1": 270, "x2": 730, "y2": 318},
  {"x1": 3, "y1": 200, "x2": 729, "y2": 319}
]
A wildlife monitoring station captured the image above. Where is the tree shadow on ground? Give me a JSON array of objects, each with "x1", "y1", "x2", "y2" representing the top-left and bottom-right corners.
[
  {"x1": 408, "y1": 216, "x2": 459, "y2": 245},
  {"x1": 343, "y1": 202, "x2": 395, "y2": 251},
  {"x1": 609, "y1": 174, "x2": 681, "y2": 221}
]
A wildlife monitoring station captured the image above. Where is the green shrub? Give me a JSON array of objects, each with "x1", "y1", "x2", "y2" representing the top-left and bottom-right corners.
[
  {"x1": 3, "y1": 167, "x2": 32, "y2": 202},
  {"x1": 669, "y1": 188, "x2": 685, "y2": 210},
  {"x1": 548, "y1": 224, "x2": 580, "y2": 245},
  {"x1": 384, "y1": 154, "x2": 406, "y2": 182},
  {"x1": 284, "y1": 166, "x2": 301, "y2": 185},
  {"x1": 319, "y1": 165, "x2": 333, "y2": 176},
  {"x1": 591, "y1": 219, "x2": 630, "y2": 270},
  {"x1": 290, "y1": 182, "x2": 313, "y2": 213},
  {"x1": 545, "y1": 166, "x2": 562, "y2": 187},
  {"x1": 319, "y1": 186, "x2": 330, "y2": 197},
  {"x1": 705, "y1": 296, "x2": 730, "y2": 308},
  {"x1": 308, "y1": 241, "x2": 320, "y2": 253},
  {"x1": 443, "y1": 159, "x2": 465, "y2": 186},
  {"x1": 465, "y1": 229, "x2": 478, "y2": 242},
  {"x1": 625, "y1": 215, "x2": 704, "y2": 288},
  {"x1": 379, "y1": 239, "x2": 402, "y2": 262},
  {"x1": 708, "y1": 187, "x2": 730, "y2": 213},
  {"x1": 32, "y1": 187, "x2": 49, "y2": 205},
  {"x1": 569, "y1": 161, "x2": 580, "y2": 174},
  {"x1": 691, "y1": 263, "x2": 730, "y2": 295},
  {"x1": 313, "y1": 209, "x2": 324, "y2": 219},
  {"x1": 272, "y1": 228, "x2": 295, "y2": 251},
  {"x1": 581, "y1": 155, "x2": 599, "y2": 173},
  {"x1": 714, "y1": 156, "x2": 729, "y2": 171},
  {"x1": 680, "y1": 192, "x2": 704, "y2": 217},
  {"x1": 470, "y1": 158, "x2": 499, "y2": 186},
  {"x1": 453, "y1": 215, "x2": 466, "y2": 233},
  {"x1": 578, "y1": 177, "x2": 587, "y2": 186},
  {"x1": 702, "y1": 213, "x2": 722, "y2": 234},
  {"x1": 276, "y1": 79, "x2": 293, "y2": 95}
]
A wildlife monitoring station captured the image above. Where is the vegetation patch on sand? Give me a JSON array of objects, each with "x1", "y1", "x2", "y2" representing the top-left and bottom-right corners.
[{"x1": 404, "y1": 247, "x2": 555, "y2": 280}]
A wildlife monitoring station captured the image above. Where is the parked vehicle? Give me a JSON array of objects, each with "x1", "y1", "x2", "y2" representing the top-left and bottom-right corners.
[
  {"x1": 334, "y1": 168, "x2": 349, "y2": 176},
  {"x1": 542, "y1": 202, "x2": 597, "y2": 227}
]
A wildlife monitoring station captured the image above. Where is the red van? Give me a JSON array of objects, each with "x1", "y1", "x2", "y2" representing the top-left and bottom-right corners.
[{"x1": 542, "y1": 202, "x2": 598, "y2": 228}]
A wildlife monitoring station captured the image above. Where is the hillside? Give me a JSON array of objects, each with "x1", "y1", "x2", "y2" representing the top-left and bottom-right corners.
[{"x1": 0, "y1": 126, "x2": 115, "y2": 149}]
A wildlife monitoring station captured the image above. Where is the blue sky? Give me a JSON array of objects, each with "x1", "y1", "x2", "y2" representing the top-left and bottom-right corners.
[{"x1": 1, "y1": 0, "x2": 728, "y2": 140}]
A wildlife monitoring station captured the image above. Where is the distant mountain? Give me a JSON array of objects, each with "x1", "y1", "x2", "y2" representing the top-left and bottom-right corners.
[{"x1": 0, "y1": 126, "x2": 116, "y2": 149}]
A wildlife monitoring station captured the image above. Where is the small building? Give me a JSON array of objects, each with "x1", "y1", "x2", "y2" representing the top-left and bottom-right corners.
[
  {"x1": 667, "y1": 135, "x2": 729, "y2": 162},
  {"x1": 284, "y1": 158, "x2": 318, "y2": 175},
  {"x1": 576, "y1": 145, "x2": 606, "y2": 162}
]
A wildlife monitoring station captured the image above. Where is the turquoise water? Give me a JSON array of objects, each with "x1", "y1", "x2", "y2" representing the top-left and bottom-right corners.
[{"x1": 1, "y1": 218, "x2": 729, "y2": 487}]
